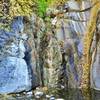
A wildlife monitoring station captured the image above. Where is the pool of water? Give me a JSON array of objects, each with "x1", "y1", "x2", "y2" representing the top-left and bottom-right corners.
[{"x1": 0, "y1": 88, "x2": 100, "y2": 100}]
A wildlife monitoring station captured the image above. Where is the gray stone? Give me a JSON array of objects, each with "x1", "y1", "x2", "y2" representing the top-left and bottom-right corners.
[
  {"x1": 34, "y1": 91, "x2": 44, "y2": 97},
  {"x1": 56, "y1": 99, "x2": 64, "y2": 100},
  {"x1": 11, "y1": 16, "x2": 24, "y2": 34},
  {"x1": 27, "y1": 91, "x2": 33, "y2": 96},
  {"x1": 91, "y1": 11, "x2": 100, "y2": 90},
  {"x1": 0, "y1": 35, "x2": 26, "y2": 60},
  {"x1": 0, "y1": 57, "x2": 31, "y2": 94},
  {"x1": 91, "y1": 40, "x2": 100, "y2": 90},
  {"x1": 0, "y1": 15, "x2": 41, "y2": 94},
  {"x1": 50, "y1": 96, "x2": 55, "y2": 100},
  {"x1": 0, "y1": 29, "x2": 15, "y2": 48},
  {"x1": 46, "y1": 95, "x2": 50, "y2": 98}
]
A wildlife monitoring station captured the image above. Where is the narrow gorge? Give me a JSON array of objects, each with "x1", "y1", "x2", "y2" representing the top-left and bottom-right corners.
[{"x1": 0, "y1": 0, "x2": 100, "y2": 99}]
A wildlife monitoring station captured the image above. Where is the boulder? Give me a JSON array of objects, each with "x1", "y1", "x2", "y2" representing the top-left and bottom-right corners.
[
  {"x1": 0, "y1": 16, "x2": 38, "y2": 94},
  {"x1": 0, "y1": 57, "x2": 31, "y2": 94}
]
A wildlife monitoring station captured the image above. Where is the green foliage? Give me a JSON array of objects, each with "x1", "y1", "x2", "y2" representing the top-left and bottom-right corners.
[
  {"x1": 37, "y1": 0, "x2": 67, "y2": 17},
  {"x1": 37, "y1": 0, "x2": 48, "y2": 18}
]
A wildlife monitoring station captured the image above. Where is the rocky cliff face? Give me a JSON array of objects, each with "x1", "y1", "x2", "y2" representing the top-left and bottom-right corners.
[
  {"x1": 0, "y1": 16, "x2": 38, "y2": 94},
  {"x1": 91, "y1": 11, "x2": 100, "y2": 90},
  {"x1": 0, "y1": 0, "x2": 100, "y2": 94}
]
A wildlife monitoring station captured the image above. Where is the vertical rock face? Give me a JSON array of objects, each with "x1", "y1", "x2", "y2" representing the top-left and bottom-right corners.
[
  {"x1": 23, "y1": 15, "x2": 46, "y2": 86},
  {"x1": 92, "y1": 41, "x2": 100, "y2": 90},
  {"x1": 1, "y1": 0, "x2": 99, "y2": 93},
  {"x1": 26, "y1": 1, "x2": 91, "y2": 89},
  {"x1": 0, "y1": 16, "x2": 38, "y2": 94},
  {"x1": 52, "y1": 0, "x2": 91, "y2": 88},
  {"x1": 40, "y1": 32, "x2": 62, "y2": 87},
  {"x1": 91, "y1": 11, "x2": 100, "y2": 90}
]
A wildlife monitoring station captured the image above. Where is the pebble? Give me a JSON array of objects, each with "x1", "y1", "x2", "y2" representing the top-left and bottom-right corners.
[
  {"x1": 35, "y1": 95, "x2": 41, "y2": 99},
  {"x1": 46, "y1": 95, "x2": 50, "y2": 98},
  {"x1": 16, "y1": 94, "x2": 20, "y2": 97},
  {"x1": 61, "y1": 85, "x2": 65, "y2": 89},
  {"x1": 23, "y1": 92, "x2": 26, "y2": 95},
  {"x1": 27, "y1": 91, "x2": 33, "y2": 96},
  {"x1": 34, "y1": 91, "x2": 44, "y2": 97},
  {"x1": 50, "y1": 96, "x2": 55, "y2": 100},
  {"x1": 36, "y1": 87, "x2": 40, "y2": 90},
  {"x1": 56, "y1": 99, "x2": 64, "y2": 100}
]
